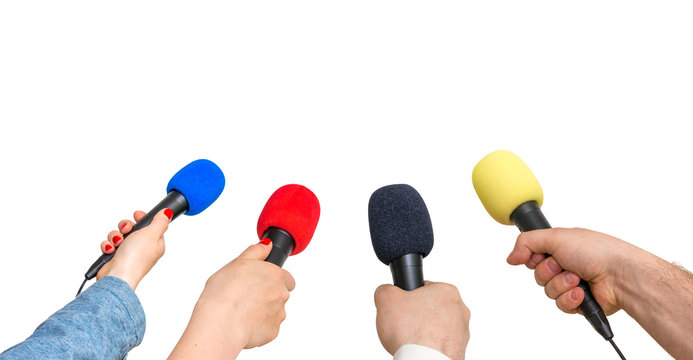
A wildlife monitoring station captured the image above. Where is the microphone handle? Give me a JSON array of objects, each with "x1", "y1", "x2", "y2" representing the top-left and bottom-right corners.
[
  {"x1": 83, "y1": 191, "x2": 188, "y2": 280},
  {"x1": 510, "y1": 201, "x2": 614, "y2": 341},
  {"x1": 262, "y1": 227, "x2": 295, "y2": 268},
  {"x1": 390, "y1": 253, "x2": 424, "y2": 291}
]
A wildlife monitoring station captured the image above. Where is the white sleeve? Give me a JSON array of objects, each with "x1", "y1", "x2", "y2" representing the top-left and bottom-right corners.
[{"x1": 393, "y1": 344, "x2": 451, "y2": 360}]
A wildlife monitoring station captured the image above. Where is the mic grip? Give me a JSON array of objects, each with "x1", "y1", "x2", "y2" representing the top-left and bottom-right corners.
[
  {"x1": 510, "y1": 200, "x2": 614, "y2": 340},
  {"x1": 84, "y1": 191, "x2": 188, "y2": 280},
  {"x1": 390, "y1": 253, "x2": 424, "y2": 291},
  {"x1": 578, "y1": 279, "x2": 615, "y2": 340},
  {"x1": 263, "y1": 227, "x2": 295, "y2": 268}
]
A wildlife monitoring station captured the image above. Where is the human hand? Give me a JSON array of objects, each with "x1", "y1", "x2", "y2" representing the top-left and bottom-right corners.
[
  {"x1": 506, "y1": 227, "x2": 650, "y2": 315},
  {"x1": 96, "y1": 208, "x2": 171, "y2": 290},
  {"x1": 169, "y1": 241, "x2": 295, "y2": 359},
  {"x1": 374, "y1": 281, "x2": 470, "y2": 360}
]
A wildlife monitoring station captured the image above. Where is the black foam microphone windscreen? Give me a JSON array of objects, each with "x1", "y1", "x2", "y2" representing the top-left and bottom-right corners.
[{"x1": 368, "y1": 184, "x2": 433, "y2": 290}]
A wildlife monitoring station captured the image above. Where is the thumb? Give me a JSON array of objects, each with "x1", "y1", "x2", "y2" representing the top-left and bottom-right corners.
[
  {"x1": 140, "y1": 208, "x2": 172, "y2": 238},
  {"x1": 507, "y1": 228, "x2": 562, "y2": 266},
  {"x1": 237, "y1": 239, "x2": 273, "y2": 261}
]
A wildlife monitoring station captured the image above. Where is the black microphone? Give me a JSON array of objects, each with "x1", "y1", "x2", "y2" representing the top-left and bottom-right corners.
[
  {"x1": 473, "y1": 150, "x2": 626, "y2": 360},
  {"x1": 368, "y1": 184, "x2": 434, "y2": 291},
  {"x1": 78, "y1": 159, "x2": 225, "y2": 295}
]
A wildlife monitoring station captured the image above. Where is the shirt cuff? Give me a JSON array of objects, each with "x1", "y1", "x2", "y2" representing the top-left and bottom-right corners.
[
  {"x1": 83, "y1": 276, "x2": 147, "y2": 349},
  {"x1": 393, "y1": 344, "x2": 451, "y2": 360}
]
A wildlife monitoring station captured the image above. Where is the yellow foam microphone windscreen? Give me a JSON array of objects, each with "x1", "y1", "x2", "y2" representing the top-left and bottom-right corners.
[
  {"x1": 472, "y1": 150, "x2": 543, "y2": 225},
  {"x1": 472, "y1": 150, "x2": 623, "y2": 353}
]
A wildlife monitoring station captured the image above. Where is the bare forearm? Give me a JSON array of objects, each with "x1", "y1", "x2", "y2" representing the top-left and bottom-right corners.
[
  {"x1": 617, "y1": 249, "x2": 693, "y2": 359},
  {"x1": 168, "y1": 304, "x2": 245, "y2": 360}
]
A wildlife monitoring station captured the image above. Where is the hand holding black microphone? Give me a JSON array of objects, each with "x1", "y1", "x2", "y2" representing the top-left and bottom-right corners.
[
  {"x1": 472, "y1": 150, "x2": 625, "y2": 358},
  {"x1": 473, "y1": 150, "x2": 693, "y2": 360},
  {"x1": 369, "y1": 184, "x2": 471, "y2": 360}
]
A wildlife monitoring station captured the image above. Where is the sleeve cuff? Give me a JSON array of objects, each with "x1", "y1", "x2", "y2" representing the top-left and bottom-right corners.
[
  {"x1": 393, "y1": 344, "x2": 452, "y2": 360},
  {"x1": 85, "y1": 276, "x2": 146, "y2": 346}
]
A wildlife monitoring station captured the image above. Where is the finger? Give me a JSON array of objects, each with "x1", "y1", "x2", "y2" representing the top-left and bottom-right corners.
[
  {"x1": 237, "y1": 241, "x2": 273, "y2": 261},
  {"x1": 282, "y1": 270, "x2": 296, "y2": 292},
  {"x1": 544, "y1": 271, "x2": 580, "y2": 299},
  {"x1": 508, "y1": 228, "x2": 568, "y2": 265},
  {"x1": 118, "y1": 219, "x2": 135, "y2": 234},
  {"x1": 374, "y1": 284, "x2": 400, "y2": 306},
  {"x1": 526, "y1": 253, "x2": 546, "y2": 269},
  {"x1": 133, "y1": 210, "x2": 146, "y2": 222},
  {"x1": 534, "y1": 256, "x2": 564, "y2": 286},
  {"x1": 108, "y1": 230, "x2": 123, "y2": 247},
  {"x1": 101, "y1": 240, "x2": 115, "y2": 254},
  {"x1": 556, "y1": 287, "x2": 584, "y2": 314},
  {"x1": 138, "y1": 208, "x2": 171, "y2": 238}
]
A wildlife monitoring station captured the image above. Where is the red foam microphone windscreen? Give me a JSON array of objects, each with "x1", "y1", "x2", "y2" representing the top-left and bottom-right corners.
[{"x1": 256, "y1": 184, "x2": 320, "y2": 256}]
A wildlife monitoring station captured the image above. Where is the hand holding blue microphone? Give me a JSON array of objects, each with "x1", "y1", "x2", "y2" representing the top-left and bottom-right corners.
[{"x1": 78, "y1": 159, "x2": 225, "y2": 294}]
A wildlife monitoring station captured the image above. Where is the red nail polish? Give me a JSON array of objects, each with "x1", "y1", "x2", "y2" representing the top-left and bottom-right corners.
[
  {"x1": 113, "y1": 236, "x2": 122, "y2": 246},
  {"x1": 105, "y1": 244, "x2": 113, "y2": 252},
  {"x1": 164, "y1": 208, "x2": 173, "y2": 220},
  {"x1": 119, "y1": 223, "x2": 126, "y2": 232},
  {"x1": 260, "y1": 238, "x2": 271, "y2": 245}
]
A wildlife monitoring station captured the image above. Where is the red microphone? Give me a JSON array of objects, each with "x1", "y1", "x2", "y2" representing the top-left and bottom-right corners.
[{"x1": 257, "y1": 184, "x2": 320, "y2": 267}]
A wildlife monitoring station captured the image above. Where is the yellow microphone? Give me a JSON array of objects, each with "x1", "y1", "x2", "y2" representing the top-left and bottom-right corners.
[{"x1": 473, "y1": 150, "x2": 625, "y2": 359}]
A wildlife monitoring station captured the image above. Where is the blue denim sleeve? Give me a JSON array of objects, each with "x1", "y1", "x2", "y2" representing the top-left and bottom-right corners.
[{"x1": 0, "y1": 276, "x2": 146, "y2": 360}]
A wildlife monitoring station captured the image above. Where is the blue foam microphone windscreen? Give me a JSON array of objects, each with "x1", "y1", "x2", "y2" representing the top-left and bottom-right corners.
[{"x1": 167, "y1": 159, "x2": 225, "y2": 216}]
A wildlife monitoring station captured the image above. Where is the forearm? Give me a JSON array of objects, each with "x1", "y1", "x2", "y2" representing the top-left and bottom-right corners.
[
  {"x1": 617, "y1": 249, "x2": 693, "y2": 359},
  {"x1": 168, "y1": 301, "x2": 246, "y2": 360},
  {"x1": 0, "y1": 276, "x2": 145, "y2": 360}
]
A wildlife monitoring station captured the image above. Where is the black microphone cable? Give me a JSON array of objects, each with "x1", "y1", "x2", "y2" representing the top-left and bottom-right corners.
[{"x1": 609, "y1": 339, "x2": 626, "y2": 360}]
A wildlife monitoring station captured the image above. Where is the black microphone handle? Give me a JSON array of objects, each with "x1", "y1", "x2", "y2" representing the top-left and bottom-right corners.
[
  {"x1": 510, "y1": 201, "x2": 614, "y2": 341},
  {"x1": 262, "y1": 227, "x2": 295, "y2": 268},
  {"x1": 390, "y1": 253, "x2": 424, "y2": 291},
  {"x1": 83, "y1": 191, "x2": 188, "y2": 280}
]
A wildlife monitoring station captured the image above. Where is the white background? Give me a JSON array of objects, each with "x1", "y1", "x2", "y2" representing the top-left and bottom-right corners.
[{"x1": 1, "y1": 1, "x2": 691, "y2": 359}]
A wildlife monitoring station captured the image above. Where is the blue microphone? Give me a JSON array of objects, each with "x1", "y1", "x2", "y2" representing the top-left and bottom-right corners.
[{"x1": 79, "y1": 159, "x2": 225, "y2": 294}]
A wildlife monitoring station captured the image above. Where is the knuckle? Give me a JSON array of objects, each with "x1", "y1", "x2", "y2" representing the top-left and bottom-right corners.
[
  {"x1": 374, "y1": 284, "x2": 390, "y2": 298},
  {"x1": 440, "y1": 282, "x2": 458, "y2": 293},
  {"x1": 280, "y1": 289, "x2": 290, "y2": 302}
]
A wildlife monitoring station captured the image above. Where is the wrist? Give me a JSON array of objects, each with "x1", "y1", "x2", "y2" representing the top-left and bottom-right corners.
[
  {"x1": 101, "y1": 266, "x2": 141, "y2": 291},
  {"x1": 192, "y1": 297, "x2": 249, "y2": 350},
  {"x1": 169, "y1": 301, "x2": 245, "y2": 359},
  {"x1": 612, "y1": 244, "x2": 665, "y2": 315}
]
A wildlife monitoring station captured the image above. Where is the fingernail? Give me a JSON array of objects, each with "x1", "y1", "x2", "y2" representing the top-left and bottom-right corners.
[
  {"x1": 547, "y1": 259, "x2": 561, "y2": 274},
  {"x1": 105, "y1": 244, "x2": 113, "y2": 252},
  {"x1": 113, "y1": 236, "x2": 122, "y2": 246},
  {"x1": 571, "y1": 288, "x2": 580, "y2": 301},
  {"x1": 119, "y1": 223, "x2": 126, "y2": 231},
  {"x1": 260, "y1": 238, "x2": 271, "y2": 245},
  {"x1": 164, "y1": 208, "x2": 173, "y2": 220},
  {"x1": 565, "y1": 272, "x2": 578, "y2": 285}
]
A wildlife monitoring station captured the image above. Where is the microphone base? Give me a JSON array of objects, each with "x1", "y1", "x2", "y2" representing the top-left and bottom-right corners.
[
  {"x1": 510, "y1": 201, "x2": 551, "y2": 232},
  {"x1": 263, "y1": 227, "x2": 295, "y2": 268},
  {"x1": 390, "y1": 254, "x2": 424, "y2": 291}
]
